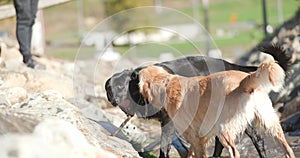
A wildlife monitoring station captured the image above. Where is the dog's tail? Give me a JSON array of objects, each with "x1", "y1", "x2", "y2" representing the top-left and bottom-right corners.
[
  {"x1": 241, "y1": 61, "x2": 285, "y2": 94},
  {"x1": 257, "y1": 43, "x2": 291, "y2": 71}
]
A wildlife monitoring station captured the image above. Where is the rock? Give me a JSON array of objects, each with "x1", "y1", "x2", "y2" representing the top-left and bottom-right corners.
[
  {"x1": 0, "y1": 119, "x2": 117, "y2": 158},
  {"x1": 0, "y1": 72, "x2": 27, "y2": 88},
  {"x1": 0, "y1": 94, "x2": 10, "y2": 107},
  {"x1": 33, "y1": 57, "x2": 76, "y2": 78},
  {"x1": 281, "y1": 96, "x2": 300, "y2": 119},
  {"x1": 6, "y1": 90, "x2": 140, "y2": 157},
  {"x1": 0, "y1": 69, "x2": 73, "y2": 99},
  {"x1": 0, "y1": 57, "x2": 5, "y2": 68},
  {"x1": 69, "y1": 98, "x2": 147, "y2": 151},
  {"x1": 4, "y1": 87, "x2": 27, "y2": 105},
  {"x1": 41, "y1": 89, "x2": 63, "y2": 100},
  {"x1": 0, "y1": 43, "x2": 23, "y2": 71},
  {"x1": 61, "y1": 62, "x2": 75, "y2": 77},
  {"x1": 3, "y1": 59, "x2": 24, "y2": 71},
  {"x1": 0, "y1": 109, "x2": 38, "y2": 134},
  {"x1": 68, "y1": 98, "x2": 109, "y2": 122},
  {"x1": 281, "y1": 112, "x2": 300, "y2": 133},
  {"x1": 0, "y1": 43, "x2": 22, "y2": 61},
  {"x1": 23, "y1": 70, "x2": 74, "y2": 98},
  {"x1": 0, "y1": 35, "x2": 145, "y2": 157},
  {"x1": 83, "y1": 84, "x2": 112, "y2": 109}
]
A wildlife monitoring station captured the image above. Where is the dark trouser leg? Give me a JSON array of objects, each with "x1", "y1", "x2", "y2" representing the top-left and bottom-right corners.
[
  {"x1": 28, "y1": 0, "x2": 38, "y2": 53},
  {"x1": 13, "y1": 0, "x2": 38, "y2": 63},
  {"x1": 212, "y1": 136, "x2": 224, "y2": 157},
  {"x1": 173, "y1": 133, "x2": 188, "y2": 158},
  {"x1": 245, "y1": 125, "x2": 266, "y2": 158}
]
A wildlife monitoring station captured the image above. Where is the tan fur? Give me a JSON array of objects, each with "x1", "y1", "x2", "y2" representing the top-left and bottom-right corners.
[{"x1": 139, "y1": 62, "x2": 294, "y2": 158}]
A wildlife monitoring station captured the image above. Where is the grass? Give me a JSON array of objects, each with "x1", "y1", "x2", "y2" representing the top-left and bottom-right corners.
[
  {"x1": 44, "y1": 0, "x2": 104, "y2": 60},
  {"x1": 181, "y1": 0, "x2": 299, "y2": 28},
  {"x1": 42, "y1": 0, "x2": 299, "y2": 60},
  {"x1": 178, "y1": 0, "x2": 299, "y2": 57}
]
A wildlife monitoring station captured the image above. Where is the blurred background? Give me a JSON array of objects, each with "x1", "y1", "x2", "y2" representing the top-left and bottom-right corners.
[{"x1": 0, "y1": 0, "x2": 299, "y2": 60}]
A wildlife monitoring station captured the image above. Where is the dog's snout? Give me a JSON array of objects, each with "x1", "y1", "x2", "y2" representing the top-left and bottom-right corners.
[
  {"x1": 108, "y1": 96, "x2": 119, "y2": 106},
  {"x1": 115, "y1": 98, "x2": 120, "y2": 104}
]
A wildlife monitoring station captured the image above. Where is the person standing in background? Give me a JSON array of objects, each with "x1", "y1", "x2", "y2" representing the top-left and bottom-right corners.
[{"x1": 13, "y1": 0, "x2": 45, "y2": 69}]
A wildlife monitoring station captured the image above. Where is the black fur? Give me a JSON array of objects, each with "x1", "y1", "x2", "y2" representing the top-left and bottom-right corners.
[{"x1": 257, "y1": 43, "x2": 291, "y2": 71}]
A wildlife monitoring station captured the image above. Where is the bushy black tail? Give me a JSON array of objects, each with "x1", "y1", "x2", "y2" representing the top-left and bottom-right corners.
[
  {"x1": 241, "y1": 61, "x2": 285, "y2": 94},
  {"x1": 257, "y1": 43, "x2": 291, "y2": 71}
]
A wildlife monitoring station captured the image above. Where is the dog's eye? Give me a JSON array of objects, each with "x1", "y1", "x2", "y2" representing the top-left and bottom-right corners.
[{"x1": 117, "y1": 85, "x2": 124, "y2": 89}]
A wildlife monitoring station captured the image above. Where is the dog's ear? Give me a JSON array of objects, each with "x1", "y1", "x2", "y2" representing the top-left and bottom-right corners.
[
  {"x1": 142, "y1": 81, "x2": 153, "y2": 103},
  {"x1": 130, "y1": 70, "x2": 139, "y2": 80},
  {"x1": 104, "y1": 78, "x2": 112, "y2": 102},
  {"x1": 139, "y1": 69, "x2": 153, "y2": 103},
  {"x1": 131, "y1": 67, "x2": 145, "y2": 80}
]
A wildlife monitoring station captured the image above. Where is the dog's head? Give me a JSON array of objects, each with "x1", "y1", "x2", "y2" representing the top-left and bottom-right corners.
[
  {"x1": 139, "y1": 66, "x2": 170, "y2": 110},
  {"x1": 105, "y1": 69, "x2": 136, "y2": 115},
  {"x1": 105, "y1": 68, "x2": 162, "y2": 118}
]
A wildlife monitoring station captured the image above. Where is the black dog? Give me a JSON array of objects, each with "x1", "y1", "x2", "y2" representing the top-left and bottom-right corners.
[{"x1": 105, "y1": 44, "x2": 290, "y2": 158}]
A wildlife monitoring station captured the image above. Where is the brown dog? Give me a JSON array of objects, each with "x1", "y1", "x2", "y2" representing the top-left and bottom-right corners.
[{"x1": 138, "y1": 62, "x2": 295, "y2": 158}]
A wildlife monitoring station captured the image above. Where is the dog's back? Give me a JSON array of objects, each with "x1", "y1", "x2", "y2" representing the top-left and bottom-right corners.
[{"x1": 164, "y1": 70, "x2": 249, "y2": 136}]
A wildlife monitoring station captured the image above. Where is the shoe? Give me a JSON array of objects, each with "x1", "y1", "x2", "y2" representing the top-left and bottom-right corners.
[{"x1": 25, "y1": 58, "x2": 46, "y2": 69}]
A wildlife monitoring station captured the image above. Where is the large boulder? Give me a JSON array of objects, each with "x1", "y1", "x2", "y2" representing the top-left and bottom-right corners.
[
  {"x1": 0, "y1": 90, "x2": 140, "y2": 157},
  {"x1": 0, "y1": 119, "x2": 117, "y2": 158},
  {"x1": 0, "y1": 67, "x2": 73, "y2": 99}
]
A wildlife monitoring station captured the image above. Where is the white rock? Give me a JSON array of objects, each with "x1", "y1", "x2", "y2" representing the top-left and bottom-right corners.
[
  {"x1": 5, "y1": 87, "x2": 27, "y2": 105},
  {"x1": 10, "y1": 92, "x2": 140, "y2": 157},
  {"x1": 0, "y1": 72, "x2": 27, "y2": 88},
  {"x1": 42, "y1": 90, "x2": 63, "y2": 100},
  {"x1": 24, "y1": 71, "x2": 74, "y2": 98},
  {"x1": 0, "y1": 43, "x2": 22, "y2": 61},
  {"x1": 0, "y1": 119, "x2": 117, "y2": 158}
]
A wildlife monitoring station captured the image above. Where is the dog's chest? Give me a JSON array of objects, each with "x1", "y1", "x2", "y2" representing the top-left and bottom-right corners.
[{"x1": 166, "y1": 78, "x2": 212, "y2": 132}]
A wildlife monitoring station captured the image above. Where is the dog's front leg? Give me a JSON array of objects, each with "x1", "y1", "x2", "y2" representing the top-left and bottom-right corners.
[
  {"x1": 159, "y1": 111, "x2": 175, "y2": 158},
  {"x1": 184, "y1": 129, "x2": 207, "y2": 158},
  {"x1": 191, "y1": 137, "x2": 207, "y2": 158}
]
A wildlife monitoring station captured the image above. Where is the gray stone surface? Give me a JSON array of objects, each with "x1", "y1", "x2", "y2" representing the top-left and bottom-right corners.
[{"x1": 0, "y1": 53, "x2": 141, "y2": 157}]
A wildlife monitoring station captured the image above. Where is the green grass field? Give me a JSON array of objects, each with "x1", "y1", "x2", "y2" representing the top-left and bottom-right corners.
[
  {"x1": 43, "y1": 0, "x2": 299, "y2": 60},
  {"x1": 181, "y1": 0, "x2": 298, "y2": 27}
]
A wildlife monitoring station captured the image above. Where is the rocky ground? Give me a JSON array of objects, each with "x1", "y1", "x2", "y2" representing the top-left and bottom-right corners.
[
  {"x1": 0, "y1": 39, "x2": 147, "y2": 158},
  {"x1": 0, "y1": 8, "x2": 299, "y2": 158}
]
